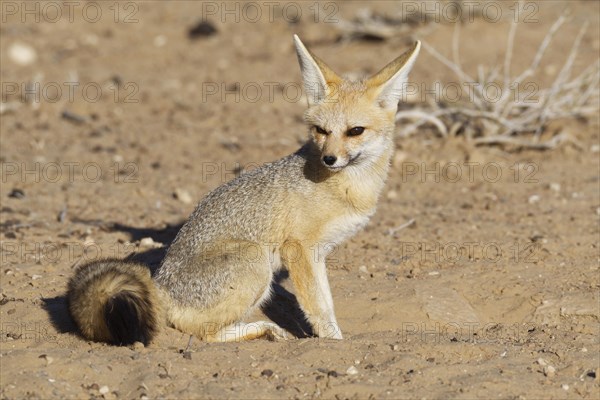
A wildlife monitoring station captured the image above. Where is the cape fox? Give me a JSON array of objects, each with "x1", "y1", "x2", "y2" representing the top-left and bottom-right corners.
[{"x1": 68, "y1": 36, "x2": 421, "y2": 345}]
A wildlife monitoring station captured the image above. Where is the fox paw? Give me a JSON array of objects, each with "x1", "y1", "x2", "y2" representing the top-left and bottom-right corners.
[
  {"x1": 263, "y1": 323, "x2": 289, "y2": 341},
  {"x1": 314, "y1": 321, "x2": 343, "y2": 339}
]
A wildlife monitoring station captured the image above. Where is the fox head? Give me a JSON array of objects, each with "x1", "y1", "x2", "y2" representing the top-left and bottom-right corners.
[{"x1": 293, "y1": 35, "x2": 420, "y2": 172}]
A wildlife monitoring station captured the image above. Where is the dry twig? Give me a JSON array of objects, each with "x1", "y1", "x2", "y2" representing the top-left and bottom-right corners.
[{"x1": 395, "y1": 10, "x2": 598, "y2": 149}]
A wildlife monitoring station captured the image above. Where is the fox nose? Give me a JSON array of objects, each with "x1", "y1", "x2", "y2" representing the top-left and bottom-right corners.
[{"x1": 323, "y1": 155, "x2": 337, "y2": 166}]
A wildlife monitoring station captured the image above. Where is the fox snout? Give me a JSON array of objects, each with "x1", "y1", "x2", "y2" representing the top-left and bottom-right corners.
[
  {"x1": 321, "y1": 141, "x2": 346, "y2": 169},
  {"x1": 320, "y1": 150, "x2": 361, "y2": 170},
  {"x1": 318, "y1": 137, "x2": 359, "y2": 170},
  {"x1": 322, "y1": 155, "x2": 337, "y2": 166}
]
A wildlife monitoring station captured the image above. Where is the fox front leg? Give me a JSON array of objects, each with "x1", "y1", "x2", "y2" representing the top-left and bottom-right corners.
[{"x1": 282, "y1": 241, "x2": 343, "y2": 339}]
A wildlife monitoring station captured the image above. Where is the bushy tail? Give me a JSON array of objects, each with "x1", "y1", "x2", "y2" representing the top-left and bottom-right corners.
[{"x1": 67, "y1": 259, "x2": 161, "y2": 345}]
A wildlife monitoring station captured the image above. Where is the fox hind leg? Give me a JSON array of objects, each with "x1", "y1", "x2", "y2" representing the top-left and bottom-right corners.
[{"x1": 161, "y1": 240, "x2": 291, "y2": 341}]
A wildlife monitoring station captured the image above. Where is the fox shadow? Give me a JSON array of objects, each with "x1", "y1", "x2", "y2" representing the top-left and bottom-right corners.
[{"x1": 43, "y1": 221, "x2": 313, "y2": 339}]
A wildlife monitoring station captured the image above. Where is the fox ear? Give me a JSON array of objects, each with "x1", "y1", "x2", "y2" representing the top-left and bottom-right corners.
[
  {"x1": 368, "y1": 41, "x2": 421, "y2": 111},
  {"x1": 293, "y1": 35, "x2": 341, "y2": 106}
]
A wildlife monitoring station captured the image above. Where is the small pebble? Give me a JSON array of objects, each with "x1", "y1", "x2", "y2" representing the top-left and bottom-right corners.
[
  {"x1": 346, "y1": 366, "x2": 359, "y2": 375},
  {"x1": 57, "y1": 208, "x2": 67, "y2": 223},
  {"x1": 386, "y1": 190, "x2": 398, "y2": 200},
  {"x1": 99, "y1": 386, "x2": 109, "y2": 395},
  {"x1": 0, "y1": 102, "x2": 20, "y2": 115},
  {"x1": 188, "y1": 21, "x2": 218, "y2": 39},
  {"x1": 131, "y1": 341, "x2": 144, "y2": 350},
  {"x1": 358, "y1": 265, "x2": 368, "y2": 274},
  {"x1": 174, "y1": 188, "x2": 193, "y2": 204},
  {"x1": 39, "y1": 354, "x2": 54, "y2": 365},
  {"x1": 8, "y1": 42, "x2": 37, "y2": 66},
  {"x1": 548, "y1": 183, "x2": 561, "y2": 192},
  {"x1": 139, "y1": 237, "x2": 163, "y2": 248},
  {"x1": 528, "y1": 194, "x2": 540, "y2": 204},
  {"x1": 537, "y1": 358, "x2": 548, "y2": 367},
  {"x1": 61, "y1": 110, "x2": 87, "y2": 124},
  {"x1": 544, "y1": 365, "x2": 556, "y2": 377},
  {"x1": 561, "y1": 384, "x2": 569, "y2": 390},
  {"x1": 586, "y1": 370, "x2": 597, "y2": 379},
  {"x1": 261, "y1": 369, "x2": 273, "y2": 377},
  {"x1": 83, "y1": 34, "x2": 99, "y2": 46},
  {"x1": 8, "y1": 189, "x2": 25, "y2": 199},
  {"x1": 153, "y1": 35, "x2": 167, "y2": 47}
]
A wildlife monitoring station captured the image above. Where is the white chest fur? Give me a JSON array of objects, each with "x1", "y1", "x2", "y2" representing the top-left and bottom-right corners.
[{"x1": 317, "y1": 211, "x2": 373, "y2": 257}]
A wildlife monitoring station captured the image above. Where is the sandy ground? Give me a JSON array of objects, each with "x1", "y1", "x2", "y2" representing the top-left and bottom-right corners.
[{"x1": 1, "y1": 1, "x2": 599, "y2": 399}]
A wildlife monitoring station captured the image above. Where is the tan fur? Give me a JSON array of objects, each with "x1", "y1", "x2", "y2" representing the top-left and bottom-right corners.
[{"x1": 67, "y1": 37, "x2": 421, "y2": 345}]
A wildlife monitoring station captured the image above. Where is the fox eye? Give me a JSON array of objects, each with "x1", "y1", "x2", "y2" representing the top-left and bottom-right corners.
[
  {"x1": 347, "y1": 127, "x2": 365, "y2": 136},
  {"x1": 315, "y1": 126, "x2": 328, "y2": 135}
]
